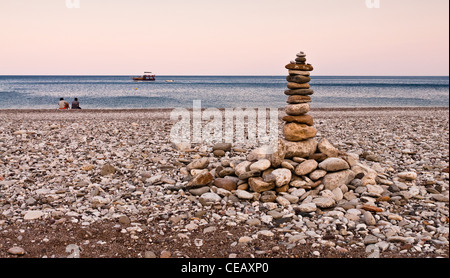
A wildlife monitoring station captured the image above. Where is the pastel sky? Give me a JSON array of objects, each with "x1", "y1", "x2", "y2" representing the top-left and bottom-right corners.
[{"x1": 0, "y1": 0, "x2": 448, "y2": 75}]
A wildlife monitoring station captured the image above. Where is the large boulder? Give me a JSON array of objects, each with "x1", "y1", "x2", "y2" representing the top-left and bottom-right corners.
[
  {"x1": 319, "y1": 158, "x2": 350, "y2": 172},
  {"x1": 284, "y1": 139, "x2": 318, "y2": 158},
  {"x1": 283, "y1": 123, "x2": 317, "y2": 141},
  {"x1": 317, "y1": 138, "x2": 340, "y2": 158},
  {"x1": 322, "y1": 169, "x2": 356, "y2": 191}
]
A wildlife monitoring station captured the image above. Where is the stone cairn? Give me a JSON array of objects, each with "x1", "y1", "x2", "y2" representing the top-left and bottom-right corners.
[
  {"x1": 185, "y1": 51, "x2": 383, "y2": 213},
  {"x1": 283, "y1": 51, "x2": 317, "y2": 143}
]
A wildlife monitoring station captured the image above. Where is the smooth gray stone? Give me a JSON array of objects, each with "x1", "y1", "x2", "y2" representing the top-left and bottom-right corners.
[{"x1": 284, "y1": 89, "x2": 314, "y2": 96}]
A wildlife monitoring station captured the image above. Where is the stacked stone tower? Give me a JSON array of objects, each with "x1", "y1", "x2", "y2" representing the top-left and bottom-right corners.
[{"x1": 283, "y1": 51, "x2": 317, "y2": 142}]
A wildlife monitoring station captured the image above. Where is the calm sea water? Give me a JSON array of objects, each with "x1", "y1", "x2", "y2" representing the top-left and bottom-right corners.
[{"x1": 0, "y1": 76, "x2": 448, "y2": 109}]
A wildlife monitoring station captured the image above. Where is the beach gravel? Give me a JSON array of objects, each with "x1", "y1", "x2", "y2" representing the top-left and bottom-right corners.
[{"x1": 0, "y1": 108, "x2": 448, "y2": 258}]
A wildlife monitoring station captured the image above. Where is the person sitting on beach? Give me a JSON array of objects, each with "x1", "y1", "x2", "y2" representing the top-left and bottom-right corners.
[
  {"x1": 71, "y1": 98, "x2": 81, "y2": 109},
  {"x1": 58, "y1": 98, "x2": 70, "y2": 110}
]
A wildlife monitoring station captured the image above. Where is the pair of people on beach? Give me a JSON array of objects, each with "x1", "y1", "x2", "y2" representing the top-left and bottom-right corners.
[{"x1": 59, "y1": 98, "x2": 81, "y2": 110}]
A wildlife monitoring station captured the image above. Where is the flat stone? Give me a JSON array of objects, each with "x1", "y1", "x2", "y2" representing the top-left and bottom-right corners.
[
  {"x1": 322, "y1": 170, "x2": 355, "y2": 191},
  {"x1": 290, "y1": 188, "x2": 306, "y2": 198},
  {"x1": 364, "y1": 235, "x2": 379, "y2": 245},
  {"x1": 218, "y1": 167, "x2": 235, "y2": 177},
  {"x1": 319, "y1": 158, "x2": 350, "y2": 172},
  {"x1": 286, "y1": 95, "x2": 312, "y2": 104},
  {"x1": 286, "y1": 75, "x2": 311, "y2": 84},
  {"x1": 250, "y1": 159, "x2": 272, "y2": 172},
  {"x1": 199, "y1": 193, "x2": 221, "y2": 206},
  {"x1": 366, "y1": 184, "x2": 384, "y2": 196},
  {"x1": 239, "y1": 236, "x2": 253, "y2": 243},
  {"x1": 189, "y1": 186, "x2": 210, "y2": 196},
  {"x1": 186, "y1": 158, "x2": 210, "y2": 171},
  {"x1": 388, "y1": 214, "x2": 403, "y2": 221},
  {"x1": 285, "y1": 63, "x2": 314, "y2": 71},
  {"x1": 332, "y1": 187, "x2": 344, "y2": 202},
  {"x1": 313, "y1": 197, "x2": 335, "y2": 209},
  {"x1": 432, "y1": 194, "x2": 449, "y2": 202},
  {"x1": 275, "y1": 184, "x2": 289, "y2": 193},
  {"x1": 246, "y1": 218, "x2": 261, "y2": 226},
  {"x1": 270, "y1": 168, "x2": 292, "y2": 187},
  {"x1": 248, "y1": 178, "x2": 275, "y2": 193},
  {"x1": 282, "y1": 115, "x2": 314, "y2": 126},
  {"x1": 284, "y1": 139, "x2": 318, "y2": 159},
  {"x1": 309, "y1": 169, "x2": 327, "y2": 181},
  {"x1": 260, "y1": 191, "x2": 277, "y2": 203},
  {"x1": 309, "y1": 153, "x2": 328, "y2": 162},
  {"x1": 282, "y1": 193, "x2": 299, "y2": 204},
  {"x1": 288, "y1": 70, "x2": 310, "y2": 76},
  {"x1": 258, "y1": 230, "x2": 275, "y2": 237},
  {"x1": 214, "y1": 178, "x2": 237, "y2": 191},
  {"x1": 364, "y1": 211, "x2": 377, "y2": 226},
  {"x1": 276, "y1": 196, "x2": 291, "y2": 207},
  {"x1": 213, "y1": 143, "x2": 232, "y2": 152},
  {"x1": 235, "y1": 189, "x2": 254, "y2": 200},
  {"x1": 284, "y1": 89, "x2": 314, "y2": 96},
  {"x1": 281, "y1": 161, "x2": 295, "y2": 171},
  {"x1": 24, "y1": 211, "x2": 44, "y2": 220},
  {"x1": 213, "y1": 150, "x2": 225, "y2": 157},
  {"x1": 298, "y1": 202, "x2": 317, "y2": 212},
  {"x1": 283, "y1": 123, "x2": 317, "y2": 142},
  {"x1": 238, "y1": 170, "x2": 261, "y2": 180},
  {"x1": 187, "y1": 172, "x2": 214, "y2": 188},
  {"x1": 317, "y1": 138, "x2": 340, "y2": 158},
  {"x1": 285, "y1": 103, "x2": 310, "y2": 116},
  {"x1": 362, "y1": 204, "x2": 383, "y2": 213},
  {"x1": 398, "y1": 172, "x2": 418, "y2": 181},
  {"x1": 388, "y1": 236, "x2": 407, "y2": 243},
  {"x1": 295, "y1": 159, "x2": 318, "y2": 176},
  {"x1": 234, "y1": 161, "x2": 252, "y2": 177},
  {"x1": 287, "y1": 82, "x2": 310, "y2": 90},
  {"x1": 8, "y1": 247, "x2": 25, "y2": 256}
]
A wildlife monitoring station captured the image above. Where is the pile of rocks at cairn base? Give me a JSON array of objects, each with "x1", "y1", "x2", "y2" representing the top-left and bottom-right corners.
[{"x1": 184, "y1": 52, "x2": 384, "y2": 212}]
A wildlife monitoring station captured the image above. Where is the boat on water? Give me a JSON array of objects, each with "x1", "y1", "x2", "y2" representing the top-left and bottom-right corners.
[{"x1": 133, "y1": 72, "x2": 156, "y2": 81}]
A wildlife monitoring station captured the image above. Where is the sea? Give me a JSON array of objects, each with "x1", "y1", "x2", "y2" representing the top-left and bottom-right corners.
[{"x1": 0, "y1": 76, "x2": 448, "y2": 109}]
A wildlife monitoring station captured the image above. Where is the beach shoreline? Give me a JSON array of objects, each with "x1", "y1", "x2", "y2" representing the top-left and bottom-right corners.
[
  {"x1": 0, "y1": 107, "x2": 448, "y2": 258},
  {"x1": 1, "y1": 106, "x2": 448, "y2": 112}
]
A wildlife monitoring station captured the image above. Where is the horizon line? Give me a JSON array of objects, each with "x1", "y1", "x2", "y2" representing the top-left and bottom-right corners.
[{"x1": 1, "y1": 74, "x2": 449, "y2": 77}]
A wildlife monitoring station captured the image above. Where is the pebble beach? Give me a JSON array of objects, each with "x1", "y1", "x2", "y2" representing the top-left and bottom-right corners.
[{"x1": 0, "y1": 107, "x2": 448, "y2": 259}]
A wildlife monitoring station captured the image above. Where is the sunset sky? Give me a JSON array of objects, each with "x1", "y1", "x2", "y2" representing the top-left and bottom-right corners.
[{"x1": 0, "y1": 0, "x2": 448, "y2": 75}]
